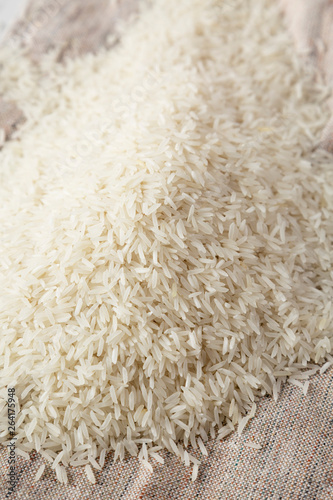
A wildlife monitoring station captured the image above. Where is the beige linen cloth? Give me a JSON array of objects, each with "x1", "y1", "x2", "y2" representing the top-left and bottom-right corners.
[{"x1": 0, "y1": 1, "x2": 332, "y2": 498}]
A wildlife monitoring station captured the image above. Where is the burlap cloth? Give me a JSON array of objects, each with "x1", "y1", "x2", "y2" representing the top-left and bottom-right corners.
[{"x1": 0, "y1": 1, "x2": 332, "y2": 498}]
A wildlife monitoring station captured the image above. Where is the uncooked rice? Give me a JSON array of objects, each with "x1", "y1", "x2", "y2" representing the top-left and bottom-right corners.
[
  {"x1": 85, "y1": 464, "x2": 96, "y2": 485},
  {"x1": 244, "y1": 442, "x2": 262, "y2": 450},
  {"x1": 0, "y1": 0, "x2": 332, "y2": 484},
  {"x1": 33, "y1": 463, "x2": 45, "y2": 482}
]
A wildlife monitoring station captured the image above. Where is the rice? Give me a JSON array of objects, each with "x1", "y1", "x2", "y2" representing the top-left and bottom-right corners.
[
  {"x1": 33, "y1": 464, "x2": 45, "y2": 482},
  {"x1": 99, "y1": 448, "x2": 107, "y2": 468},
  {"x1": 303, "y1": 380, "x2": 310, "y2": 396},
  {"x1": 141, "y1": 460, "x2": 153, "y2": 473},
  {"x1": 244, "y1": 443, "x2": 262, "y2": 450},
  {"x1": 197, "y1": 438, "x2": 208, "y2": 457},
  {"x1": 0, "y1": 0, "x2": 332, "y2": 483},
  {"x1": 149, "y1": 452, "x2": 164, "y2": 465},
  {"x1": 85, "y1": 464, "x2": 95, "y2": 484},
  {"x1": 319, "y1": 360, "x2": 332, "y2": 375},
  {"x1": 55, "y1": 465, "x2": 67, "y2": 484},
  {"x1": 191, "y1": 464, "x2": 199, "y2": 482}
]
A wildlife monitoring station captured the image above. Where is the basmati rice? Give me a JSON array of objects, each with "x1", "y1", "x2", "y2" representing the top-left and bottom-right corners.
[
  {"x1": 244, "y1": 442, "x2": 262, "y2": 450},
  {"x1": 191, "y1": 464, "x2": 199, "y2": 482},
  {"x1": 33, "y1": 464, "x2": 45, "y2": 482},
  {"x1": 0, "y1": 0, "x2": 332, "y2": 483},
  {"x1": 85, "y1": 464, "x2": 96, "y2": 484}
]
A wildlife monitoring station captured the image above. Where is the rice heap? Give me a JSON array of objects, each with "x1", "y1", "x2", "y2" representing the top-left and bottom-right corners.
[{"x1": 0, "y1": 0, "x2": 332, "y2": 484}]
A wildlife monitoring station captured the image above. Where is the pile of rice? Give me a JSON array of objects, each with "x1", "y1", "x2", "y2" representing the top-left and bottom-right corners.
[{"x1": 0, "y1": 0, "x2": 332, "y2": 484}]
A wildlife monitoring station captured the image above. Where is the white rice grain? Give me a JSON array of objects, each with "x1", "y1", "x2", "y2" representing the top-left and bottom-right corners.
[
  {"x1": 85, "y1": 464, "x2": 96, "y2": 484},
  {"x1": 34, "y1": 464, "x2": 45, "y2": 482}
]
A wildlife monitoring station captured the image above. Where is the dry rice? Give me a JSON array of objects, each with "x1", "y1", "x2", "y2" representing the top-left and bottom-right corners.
[{"x1": 0, "y1": 0, "x2": 332, "y2": 484}]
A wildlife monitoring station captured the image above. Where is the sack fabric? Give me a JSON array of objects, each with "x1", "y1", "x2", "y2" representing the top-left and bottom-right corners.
[{"x1": 1, "y1": 368, "x2": 332, "y2": 499}]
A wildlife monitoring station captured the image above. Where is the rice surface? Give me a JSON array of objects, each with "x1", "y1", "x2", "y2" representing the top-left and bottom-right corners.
[{"x1": 0, "y1": 0, "x2": 332, "y2": 477}]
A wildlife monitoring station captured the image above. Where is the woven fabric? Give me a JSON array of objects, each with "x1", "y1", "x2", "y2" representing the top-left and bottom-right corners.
[
  {"x1": 1, "y1": 368, "x2": 333, "y2": 499},
  {"x1": 279, "y1": 0, "x2": 333, "y2": 152},
  {"x1": 0, "y1": 98, "x2": 24, "y2": 141},
  {"x1": 0, "y1": 1, "x2": 333, "y2": 499}
]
